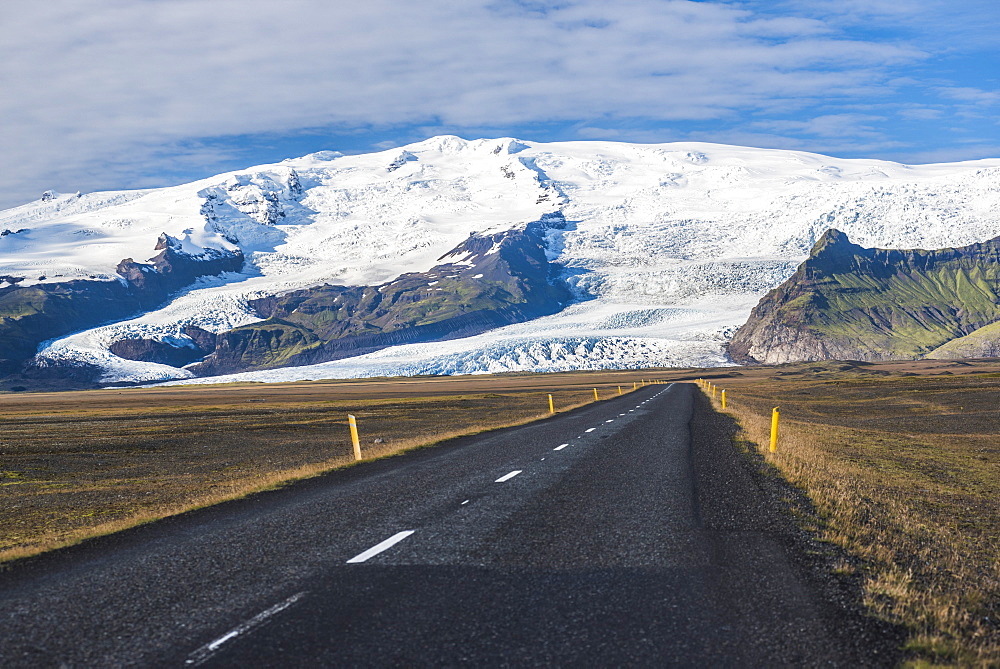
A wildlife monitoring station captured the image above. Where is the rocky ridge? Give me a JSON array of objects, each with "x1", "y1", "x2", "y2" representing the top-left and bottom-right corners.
[{"x1": 728, "y1": 229, "x2": 1000, "y2": 364}]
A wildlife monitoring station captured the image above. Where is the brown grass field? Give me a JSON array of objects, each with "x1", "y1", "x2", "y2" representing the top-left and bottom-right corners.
[
  {"x1": 0, "y1": 369, "x2": 665, "y2": 564},
  {"x1": 700, "y1": 358, "x2": 1000, "y2": 667}
]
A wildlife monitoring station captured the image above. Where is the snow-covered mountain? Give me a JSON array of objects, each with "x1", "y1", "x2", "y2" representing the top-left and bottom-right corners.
[{"x1": 2, "y1": 136, "x2": 1000, "y2": 385}]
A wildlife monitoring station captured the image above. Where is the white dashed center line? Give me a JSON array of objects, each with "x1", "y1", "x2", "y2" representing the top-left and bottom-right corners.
[
  {"x1": 185, "y1": 591, "x2": 307, "y2": 666},
  {"x1": 585, "y1": 428, "x2": 596, "y2": 433},
  {"x1": 346, "y1": 530, "x2": 416, "y2": 564},
  {"x1": 554, "y1": 444, "x2": 569, "y2": 450},
  {"x1": 605, "y1": 419, "x2": 614, "y2": 423},
  {"x1": 495, "y1": 470, "x2": 522, "y2": 483},
  {"x1": 461, "y1": 500, "x2": 470, "y2": 505}
]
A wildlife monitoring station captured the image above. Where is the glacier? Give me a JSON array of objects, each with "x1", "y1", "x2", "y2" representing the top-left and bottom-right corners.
[{"x1": 2, "y1": 136, "x2": 999, "y2": 384}]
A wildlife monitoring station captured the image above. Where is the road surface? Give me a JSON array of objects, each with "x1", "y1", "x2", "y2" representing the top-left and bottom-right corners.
[{"x1": 0, "y1": 383, "x2": 900, "y2": 666}]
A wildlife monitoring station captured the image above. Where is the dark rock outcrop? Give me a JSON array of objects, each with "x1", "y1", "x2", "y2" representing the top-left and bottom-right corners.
[
  {"x1": 190, "y1": 215, "x2": 572, "y2": 375},
  {"x1": 729, "y1": 229, "x2": 1000, "y2": 364},
  {"x1": 116, "y1": 234, "x2": 244, "y2": 309},
  {"x1": 109, "y1": 326, "x2": 218, "y2": 367},
  {"x1": 0, "y1": 235, "x2": 242, "y2": 378}
]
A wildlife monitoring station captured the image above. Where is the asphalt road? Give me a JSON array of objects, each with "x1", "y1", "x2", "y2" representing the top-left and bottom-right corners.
[{"x1": 0, "y1": 382, "x2": 899, "y2": 667}]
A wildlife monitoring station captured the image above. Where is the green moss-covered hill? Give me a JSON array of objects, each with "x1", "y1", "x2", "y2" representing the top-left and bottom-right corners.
[{"x1": 728, "y1": 229, "x2": 1000, "y2": 364}]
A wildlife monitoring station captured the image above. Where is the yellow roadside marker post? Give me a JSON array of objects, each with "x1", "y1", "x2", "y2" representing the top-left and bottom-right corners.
[
  {"x1": 348, "y1": 414, "x2": 362, "y2": 461},
  {"x1": 721, "y1": 389, "x2": 727, "y2": 410},
  {"x1": 770, "y1": 407, "x2": 780, "y2": 453},
  {"x1": 618, "y1": 386, "x2": 623, "y2": 395},
  {"x1": 633, "y1": 381, "x2": 638, "y2": 390},
  {"x1": 548, "y1": 394, "x2": 555, "y2": 414},
  {"x1": 593, "y1": 388, "x2": 600, "y2": 401}
]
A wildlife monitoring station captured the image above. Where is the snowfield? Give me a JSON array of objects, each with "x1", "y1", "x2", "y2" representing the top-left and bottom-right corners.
[{"x1": 3, "y1": 136, "x2": 999, "y2": 384}]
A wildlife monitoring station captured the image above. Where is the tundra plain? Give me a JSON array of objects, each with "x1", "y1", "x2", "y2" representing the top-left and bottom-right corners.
[{"x1": 3, "y1": 360, "x2": 1000, "y2": 665}]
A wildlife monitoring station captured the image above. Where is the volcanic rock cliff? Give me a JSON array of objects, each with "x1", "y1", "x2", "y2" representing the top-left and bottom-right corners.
[{"x1": 728, "y1": 229, "x2": 1000, "y2": 364}]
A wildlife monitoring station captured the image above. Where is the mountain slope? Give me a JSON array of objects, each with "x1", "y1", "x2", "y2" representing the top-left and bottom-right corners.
[
  {"x1": 1, "y1": 137, "x2": 1000, "y2": 385},
  {"x1": 925, "y1": 320, "x2": 1000, "y2": 359},
  {"x1": 186, "y1": 218, "x2": 571, "y2": 375},
  {"x1": 728, "y1": 229, "x2": 1000, "y2": 364}
]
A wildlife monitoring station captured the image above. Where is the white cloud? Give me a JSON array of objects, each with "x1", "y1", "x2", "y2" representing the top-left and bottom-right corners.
[
  {"x1": 891, "y1": 144, "x2": 1000, "y2": 165},
  {"x1": 782, "y1": 0, "x2": 930, "y2": 20},
  {"x1": 937, "y1": 87, "x2": 1000, "y2": 106},
  {"x1": 683, "y1": 127, "x2": 907, "y2": 159},
  {"x1": 779, "y1": 0, "x2": 1000, "y2": 48},
  {"x1": 898, "y1": 106, "x2": 944, "y2": 121},
  {"x1": 753, "y1": 114, "x2": 888, "y2": 139},
  {"x1": 0, "y1": 0, "x2": 939, "y2": 207}
]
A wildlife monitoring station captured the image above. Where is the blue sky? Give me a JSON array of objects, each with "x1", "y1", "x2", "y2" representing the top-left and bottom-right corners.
[{"x1": 1, "y1": 0, "x2": 997, "y2": 209}]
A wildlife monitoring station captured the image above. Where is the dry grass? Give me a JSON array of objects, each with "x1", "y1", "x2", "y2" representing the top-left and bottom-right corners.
[
  {"x1": 0, "y1": 370, "x2": 659, "y2": 565},
  {"x1": 701, "y1": 364, "x2": 1000, "y2": 666}
]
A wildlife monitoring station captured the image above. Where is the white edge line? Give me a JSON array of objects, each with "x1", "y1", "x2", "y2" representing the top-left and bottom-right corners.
[
  {"x1": 495, "y1": 470, "x2": 522, "y2": 483},
  {"x1": 346, "y1": 530, "x2": 416, "y2": 564},
  {"x1": 186, "y1": 591, "x2": 307, "y2": 666},
  {"x1": 554, "y1": 444, "x2": 568, "y2": 450}
]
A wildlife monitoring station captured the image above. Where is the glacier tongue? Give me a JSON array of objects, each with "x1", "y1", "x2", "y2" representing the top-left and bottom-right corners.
[
  {"x1": 157, "y1": 297, "x2": 748, "y2": 386},
  {"x1": 7, "y1": 136, "x2": 1000, "y2": 384}
]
